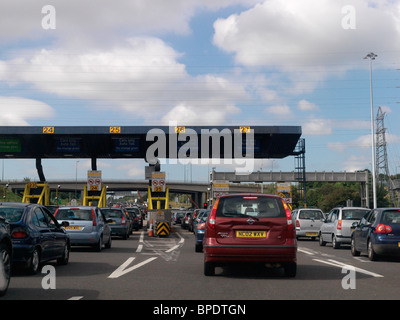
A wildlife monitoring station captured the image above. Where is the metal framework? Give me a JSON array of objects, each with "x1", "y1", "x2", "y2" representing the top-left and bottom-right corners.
[{"x1": 375, "y1": 106, "x2": 396, "y2": 206}]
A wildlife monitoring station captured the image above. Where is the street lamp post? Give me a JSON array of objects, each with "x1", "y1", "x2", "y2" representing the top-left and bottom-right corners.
[{"x1": 364, "y1": 52, "x2": 378, "y2": 208}]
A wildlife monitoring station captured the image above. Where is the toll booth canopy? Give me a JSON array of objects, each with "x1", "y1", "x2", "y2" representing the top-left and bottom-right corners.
[{"x1": 0, "y1": 125, "x2": 302, "y2": 161}]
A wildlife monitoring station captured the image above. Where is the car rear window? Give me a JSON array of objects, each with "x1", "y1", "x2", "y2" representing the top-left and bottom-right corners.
[
  {"x1": 101, "y1": 209, "x2": 123, "y2": 218},
  {"x1": 382, "y1": 210, "x2": 400, "y2": 224},
  {"x1": 127, "y1": 208, "x2": 140, "y2": 215},
  {"x1": 298, "y1": 210, "x2": 324, "y2": 220},
  {"x1": 0, "y1": 207, "x2": 25, "y2": 222},
  {"x1": 56, "y1": 209, "x2": 93, "y2": 221},
  {"x1": 342, "y1": 209, "x2": 370, "y2": 220},
  {"x1": 216, "y1": 195, "x2": 285, "y2": 218}
]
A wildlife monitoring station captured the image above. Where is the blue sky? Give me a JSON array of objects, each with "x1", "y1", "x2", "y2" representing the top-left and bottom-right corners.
[{"x1": 0, "y1": 0, "x2": 399, "y2": 183}]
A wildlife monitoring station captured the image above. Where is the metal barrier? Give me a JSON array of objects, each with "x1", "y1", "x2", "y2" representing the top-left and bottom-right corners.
[
  {"x1": 22, "y1": 182, "x2": 50, "y2": 205},
  {"x1": 82, "y1": 185, "x2": 107, "y2": 207}
]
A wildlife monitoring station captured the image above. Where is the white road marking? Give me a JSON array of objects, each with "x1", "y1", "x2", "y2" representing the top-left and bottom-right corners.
[
  {"x1": 108, "y1": 257, "x2": 158, "y2": 279},
  {"x1": 298, "y1": 248, "x2": 315, "y2": 255},
  {"x1": 136, "y1": 231, "x2": 144, "y2": 252},
  {"x1": 68, "y1": 296, "x2": 84, "y2": 300},
  {"x1": 312, "y1": 258, "x2": 384, "y2": 278},
  {"x1": 165, "y1": 232, "x2": 184, "y2": 253}
]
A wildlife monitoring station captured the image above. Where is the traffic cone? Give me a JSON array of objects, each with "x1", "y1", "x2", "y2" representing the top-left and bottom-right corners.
[{"x1": 148, "y1": 219, "x2": 154, "y2": 237}]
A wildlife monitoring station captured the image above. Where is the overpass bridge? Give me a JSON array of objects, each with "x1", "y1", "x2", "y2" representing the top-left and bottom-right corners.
[{"x1": 7, "y1": 170, "x2": 373, "y2": 207}]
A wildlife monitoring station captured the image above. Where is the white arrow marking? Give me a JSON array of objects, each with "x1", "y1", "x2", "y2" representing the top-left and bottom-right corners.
[{"x1": 108, "y1": 257, "x2": 157, "y2": 279}]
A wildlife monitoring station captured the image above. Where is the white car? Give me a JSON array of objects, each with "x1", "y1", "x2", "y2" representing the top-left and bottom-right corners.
[
  {"x1": 319, "y1": 206, "x2": 370, "y2": 249},
  {"x1": 292, "y1": 208, "x2": 324, "y2": 240}
]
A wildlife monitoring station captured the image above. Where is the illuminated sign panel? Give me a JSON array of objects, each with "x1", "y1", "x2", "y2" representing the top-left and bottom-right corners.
[
  {"x1": 114, "y1": 137, "x2": 140, "y2": 153},
  {"x1": 0, "y1": 138, "x2": 21, "y2": 153},
  {"x1": 0, "y1": 126, "x2": 301, "y2": 159},
  {"x1": 55, "y1": 137, "x2": 81, "y2": 153}
]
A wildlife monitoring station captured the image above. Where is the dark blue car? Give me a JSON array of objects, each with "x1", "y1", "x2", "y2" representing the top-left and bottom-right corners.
[
  {"x1": 0, "y1": 214, "x2": 12, "y2": 296},
  {"x1": 194, "y1": 210, "x2": 209, "y2": 252},
  {"x1": 351, "y1": 208, "x2": 400, "y2": 261},
  {"x1": 0, "y1": 202, "x2": 70, "y2": 274}
]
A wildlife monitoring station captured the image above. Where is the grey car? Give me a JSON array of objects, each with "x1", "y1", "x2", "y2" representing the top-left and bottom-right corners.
[
  {"x1": 100, "y1": 207, "x2": 131, "y2": 239},
  {"x1": 55, "y1": 206, "x2": 112, "y2": 251},
  {"x1": 292, "y1": 208, "x2": 324, "y2": 240},
  {"x1": 319, "y1": 206, "x2": 370, "y2": 249}
]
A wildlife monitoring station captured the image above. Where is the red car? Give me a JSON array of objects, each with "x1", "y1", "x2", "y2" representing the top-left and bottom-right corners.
[{"x1": 203, "y1": 193, "x2": 297, "y2": 277}]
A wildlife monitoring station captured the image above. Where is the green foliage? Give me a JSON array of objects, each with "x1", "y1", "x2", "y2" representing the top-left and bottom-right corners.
[{"x1": 294, "y1": 182, "x2": 361, "y2": 212}]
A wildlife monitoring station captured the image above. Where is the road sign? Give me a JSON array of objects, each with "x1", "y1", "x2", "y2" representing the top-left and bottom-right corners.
[
  {"x1": 276, "y1": 182, "x2": 291, "y2": 192},
  {"x1": 152, "y1": 172, "x2": 166, "y2": 192},
  {"x1": 213, "y1": 180, "x2": 229, "y2": 198},
  {"x1": 88, "y1": 170, "x2": 102, "y2": 191}
]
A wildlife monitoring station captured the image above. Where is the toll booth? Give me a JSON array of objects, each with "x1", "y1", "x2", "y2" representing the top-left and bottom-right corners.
[
  {"x1": 22, "y1": 182, "x2": 50, "y2": 205},
  {"x1": 147, "y1": 184, "x2": 172, "y2": 237},
  {"x1": 82, "y1": 185, "x2": 107, "y2": 207},
  {"x1": 147, "y1": 209, "x2": 172, "y2": 237}
]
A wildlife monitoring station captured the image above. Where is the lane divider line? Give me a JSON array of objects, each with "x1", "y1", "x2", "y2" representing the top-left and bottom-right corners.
[{"x1": 312, "y1": 258, "x2": 384, "y2": 278}]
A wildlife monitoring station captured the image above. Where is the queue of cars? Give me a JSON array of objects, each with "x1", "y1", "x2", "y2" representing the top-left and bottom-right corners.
[
  {"x1": 188, "y1": 197, "x2": 400, "y2": 277},
  {"x1": 0, "y1": 202, "x2": 145, "y2": 296},
  {"x1": 293, "y1": 205, "x2": 400, "y2": 262}
]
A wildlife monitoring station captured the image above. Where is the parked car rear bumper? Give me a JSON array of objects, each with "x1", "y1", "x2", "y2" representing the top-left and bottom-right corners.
[
  {"x1": 11, "y1": 243, "x2": 34, "y2": 265},
  {"x1": 68, "y1": 232, "x2": 101, "y2": 246},
  {"x1": 204, "y1": 241, "x2": 297, "y2": 264}
]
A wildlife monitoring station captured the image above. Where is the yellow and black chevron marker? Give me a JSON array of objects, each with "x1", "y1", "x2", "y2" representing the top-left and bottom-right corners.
[{"x1": 156, "y1": 222, "x2": 170, "y2": 237}]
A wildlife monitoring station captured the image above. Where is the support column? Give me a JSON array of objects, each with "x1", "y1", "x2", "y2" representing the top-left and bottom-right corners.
[{"x1": 36, "y1": 158, "x2": 46, "y2": 182}]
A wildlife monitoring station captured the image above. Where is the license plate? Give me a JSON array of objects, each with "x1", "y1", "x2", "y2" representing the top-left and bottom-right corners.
[
  {"x1": 236, "y1": 231, "x2": 266, "y2": 238},
  {"x1": 306, "y1": 232, "x2": 318, "y2": 236},
  {"x1": 65, "y1": 226, "x2": 82, "y2": 231}
]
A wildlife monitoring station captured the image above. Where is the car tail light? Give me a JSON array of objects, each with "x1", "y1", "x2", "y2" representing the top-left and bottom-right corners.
[
  {"x1": 197, "y1": 223, "x2": 206, "y2": 230},
  {"x1": 281, "y1": 200, "x2": 294, "y2": 232},
  {"x1": 296, "y1": 220, "x2": 300, "y2": 228},
  {"x1": 375, "y1": 224, "x2": 392, "y2": 233},
  {"x1": 208, "y1": 198, "x2": 220, "y2": 230},
  {"x1": 91, "y1": 209, "x2": 97, "y2": 227},
  {"x1": 12, "y1": 228, "x2": 28, "y2": 239},
  {"x1": 121, "y1": 215, "x2": 126, "y2": 225},
  {"x1": 337, "y1": 220, "x2": 342, "y2": 230}
]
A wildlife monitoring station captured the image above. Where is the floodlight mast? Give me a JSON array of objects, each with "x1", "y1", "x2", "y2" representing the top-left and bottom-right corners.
[{"x1": 363, "y1": 52, "x2": 378, "y2": 208}]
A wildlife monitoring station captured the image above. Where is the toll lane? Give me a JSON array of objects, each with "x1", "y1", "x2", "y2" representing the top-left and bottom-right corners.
[{"x1": 2, "y1": 229, "x2": 400, "y2": 300}]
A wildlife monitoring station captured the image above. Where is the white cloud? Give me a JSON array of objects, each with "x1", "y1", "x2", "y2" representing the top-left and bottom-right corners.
[
  {"x1": 0, "y1": 38, "x2": 249, "y2": 124},
  {"x1": 162, "y1": 103, "x2": 241, "y2": 125},
  {"x1": 298, "y1": 99, "x2": 319, "y2": 111},
  {"x1": 343, "y1": 155, "x2": 370, "y2": 171},
  {"x1": 327, "y1": 134, "x2": 371, "y2": 152},
  {"x1": 302, "y1": 118, "x2": 333, "y2": 135},
  {"x1": 0, "y1": 96, "x2": 54, "y2": 125},
  {"x1": 265, "y1": 104, "x2": 292, "y2": 116},
  {"x1": 0, "y1": 1, "x2": 262, "y2": 46},
  {"x1": 213, "y1": 0, "x2": 400, "y2": 73}
]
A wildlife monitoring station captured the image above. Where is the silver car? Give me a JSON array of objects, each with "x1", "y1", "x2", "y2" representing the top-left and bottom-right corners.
[
  {"x1": 292, "y1": 208, "x2": 324, "y2": 240},
  {"x1": 55, "y1": 206, "x2": 112, "y2": 251},
  {"x1": 319, "y1": 206, "x2": 370, "y2": 249}
]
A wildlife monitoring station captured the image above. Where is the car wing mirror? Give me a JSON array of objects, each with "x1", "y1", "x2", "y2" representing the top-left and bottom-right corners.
[{"x1": 61, "y1": 221, "x2": 70, "y2": 228}]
